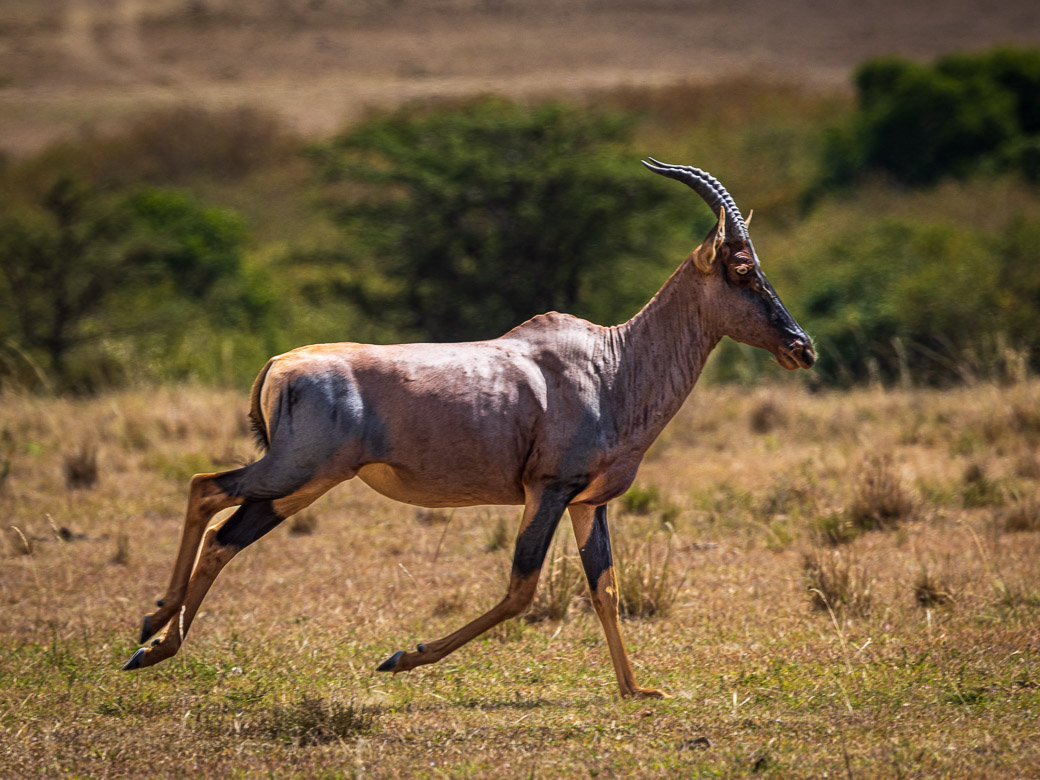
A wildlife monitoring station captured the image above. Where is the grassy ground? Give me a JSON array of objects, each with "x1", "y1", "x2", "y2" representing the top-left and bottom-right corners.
[{"x1": 1, "y1": 377, "x2": 1038, "y2": 777}]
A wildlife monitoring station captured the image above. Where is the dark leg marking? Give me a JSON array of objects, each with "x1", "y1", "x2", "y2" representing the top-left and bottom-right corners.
[
  {"x1": 577, "y1": 504, "x2": 613, "y2": 588},
  {"x1": 374, "y1": 480, "x2": 586, "y2": 674},
  {"x1": 512, "y1": 479, "x2": 587, "y2": 577},
  {"x1": 214, "y1": 501, "x2": 285, "y2": 551}
]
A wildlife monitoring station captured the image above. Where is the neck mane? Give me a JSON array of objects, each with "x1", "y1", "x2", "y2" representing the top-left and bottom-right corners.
[{"x1": 604, "y1": 255, "x2": 721, "y2": 448}]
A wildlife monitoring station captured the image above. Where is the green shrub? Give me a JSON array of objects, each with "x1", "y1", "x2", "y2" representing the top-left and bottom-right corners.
[
  {"x1": 0, "y1": 175, "x2": 276, "y2": 390},
  {"x1": 307, "y1": 97, "x2": 687, "y2": 342},
  {"x1": 824, "y1": 47, "x2": 1040, "y2": 186},
  {"x1": 795, "y1": 214, "x2": 1040, "y2": 385},
  {"x1": 621, "y1": 484, "x2": 661, "y2": 515}
]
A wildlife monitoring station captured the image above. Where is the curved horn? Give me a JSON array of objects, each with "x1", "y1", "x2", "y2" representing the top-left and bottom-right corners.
[{"x1": 641, "y1": 158, "x2": 750, "y2": 242}]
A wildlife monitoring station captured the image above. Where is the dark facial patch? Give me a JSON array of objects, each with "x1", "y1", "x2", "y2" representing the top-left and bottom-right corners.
[{"x1": 720, "y1": 242, "x2": 806, "y2": 343}]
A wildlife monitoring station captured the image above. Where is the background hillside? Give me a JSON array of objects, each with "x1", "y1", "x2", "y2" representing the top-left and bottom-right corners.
[{"x1": 2, "y1": 0, "x2": 1040, "y2": 156}]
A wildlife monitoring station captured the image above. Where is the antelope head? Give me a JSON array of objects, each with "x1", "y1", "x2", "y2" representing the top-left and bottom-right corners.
[{"x1": 642, "y1": 159, "x2": 815, "y2": 371}]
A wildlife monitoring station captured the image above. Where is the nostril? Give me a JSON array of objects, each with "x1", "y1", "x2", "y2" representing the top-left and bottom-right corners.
[
  {"x1": 797, "y1": 341, "x2": 816, "y2": 367},
  {"x1": 785, "y1": 338, "x2": 816, "y2": 368}
]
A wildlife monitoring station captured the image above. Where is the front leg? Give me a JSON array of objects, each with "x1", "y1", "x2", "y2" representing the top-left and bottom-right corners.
[
  {"x1": 376, "y1": 481, "x2": 576, "y2": 674},
  {"x1": 569, "y1": 503, "x2": 671, "y2": 699}
]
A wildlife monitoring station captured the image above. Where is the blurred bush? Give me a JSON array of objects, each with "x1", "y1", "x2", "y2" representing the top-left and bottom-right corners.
[
  {"x1": 823, "y1": 47, "x2": 1040, "y2": 186},
  {"x1": 794, "y1": 213, "x2": 1040, "y2": 385},
  {"x1": 2, "y1": 64, "x2": 1039, "y2": 393},
  {"x1": 0, "y1": 174, "x2": 276, "y2": 391},
  {"x1": 304, "y1": 97, "x2": 689, "y2": 342}
]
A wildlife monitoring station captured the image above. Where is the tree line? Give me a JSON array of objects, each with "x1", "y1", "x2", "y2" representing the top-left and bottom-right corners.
[{"x1": 1, "y1": 47, "x2": 1039, "y2": 392}]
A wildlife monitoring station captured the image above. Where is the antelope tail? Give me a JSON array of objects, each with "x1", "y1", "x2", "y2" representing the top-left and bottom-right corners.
[{"x1": 248, "y1": 358, "x2": 275, "y2": 453}]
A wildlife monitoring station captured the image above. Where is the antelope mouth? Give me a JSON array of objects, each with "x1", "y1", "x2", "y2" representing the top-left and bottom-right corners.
[{"x1": 777, "y1": 340, "x2": 816, "y2": 370}]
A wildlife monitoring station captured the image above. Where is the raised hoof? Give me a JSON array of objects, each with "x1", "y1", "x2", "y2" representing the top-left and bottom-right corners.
[
  {"x1": 122, "y1": 648, "x2": 147, "y2": 671},
  {"x1": 138, "y1": 615, "x2": 154, "y2": 645},
  {"x1": 376, "y1": 650, "x2": 404, "y2": 673}
]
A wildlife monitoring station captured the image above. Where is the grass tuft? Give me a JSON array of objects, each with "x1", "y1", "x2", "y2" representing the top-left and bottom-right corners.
[
  {"x1": 913, "y1": 563, "x2": 955, "y2": 607},
  {"x1": 810, "y1": 511, "x2": 861, "y2": 547},
  {"x1": 803, "y1": 549, "x2": 873, "y2": 616},
  {"x1": 485, "y1": 513, "x2": 511, "y2": 552},
  {"x1": 1013, "y1": 449, "x2": 1040, "y2": 480},
  {"x1": 998, "y1": 493, "x2": 1040, "y2": 533},
  {"x1": 525, "y1": 536, "x2": 584, "y2": 623},
  {"x1": 110, "y1": 533, "x2": 130, "y2": 565},
  {"x1": 415, "y1": 508, "x2": 450, "y2": 526},
  {"x1": 288, "y1": 511, "x2": 318, "y2": 535},
  {"x1": 256, "y1": 692, "x2": 375, "y2": 746},
  {"x1": 621, "y1": 484, "x2": 661, "y2": 515},
  {"x1": 848, "y1": 454, "x2": 917, "y2": 530},
  {"x1": 748, "y1": 396, "x2": 787, "y2": 434},
  {"x1": 960, "y1": 462, "x2": 1006, "y2": 508},
  {"x1": 615, "y1": 528, "x2": 686, "y2": 619},
  {"x1": 63, "y1": 442, "x2": 98, "y2": 489},
  {"x1": 621, "y1": 484, "x2": 681, "y2": 526}
]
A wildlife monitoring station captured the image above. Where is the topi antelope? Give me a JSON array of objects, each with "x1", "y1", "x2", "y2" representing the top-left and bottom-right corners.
[{"x1": 123, "y1": 159, "x2": 814, "y2": 699}]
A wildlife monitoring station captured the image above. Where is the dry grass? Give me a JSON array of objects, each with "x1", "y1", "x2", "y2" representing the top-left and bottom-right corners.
[
  {"x1": 62, "y1": 441, "x2": 98, "y2": 489},
  {"x1": 802, "y1": 548, "x2": 874, "y2": 617},
  {"x1": 1, "y1": 379, "x2": 1039, "y2": 777},
  {"x1": 524, "y1": 536, "x2": 586, "y2": 624},
  {"x1": 913, "y1": 562, "x2": 955, "y2": 608},
  {"x1": 615, "y1": 527, "x2": 686, "y2": 619},
  {"x1": 848, "y1": 453, "x2": 919, "y2": 531}
]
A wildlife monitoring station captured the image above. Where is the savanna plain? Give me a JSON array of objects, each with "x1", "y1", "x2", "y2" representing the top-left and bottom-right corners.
[
  {"x1": 2, "y1": 379, "x2": 1039, "y2": 777},
  {"x1": 3, "y1": 1, "x2": 1040, "y2": 778}
]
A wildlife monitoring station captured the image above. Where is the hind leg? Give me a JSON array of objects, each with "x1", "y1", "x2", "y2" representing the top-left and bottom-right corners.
[
  {"x1": 123, "y1": 477, "x2": 337, "y2": 671},
  {"x1": 137, "y1": 470, "x2": 244, "y2": 646}
]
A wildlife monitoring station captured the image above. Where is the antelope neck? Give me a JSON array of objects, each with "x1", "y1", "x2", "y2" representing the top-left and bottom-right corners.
[{"x1": 603, "y1": 257, "x2": 721, "y2": 445}]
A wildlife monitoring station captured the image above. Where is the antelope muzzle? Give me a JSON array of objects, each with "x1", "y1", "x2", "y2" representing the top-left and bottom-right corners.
[{"x1": 777, "y1": 335, "x2": 816, "y2": 370}]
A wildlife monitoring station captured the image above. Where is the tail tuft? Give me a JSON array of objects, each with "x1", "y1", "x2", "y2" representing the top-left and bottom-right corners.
[
  {"x1": 248, "y1": 359, "x2": 275, "y2": 453},
  {"x1": 249, "y1": 411, "x2": 270, "y2": 452}
]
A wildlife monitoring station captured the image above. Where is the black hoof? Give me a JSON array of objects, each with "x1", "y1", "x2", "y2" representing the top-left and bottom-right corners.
[
  {"x1": 376, "y1": 650, "x2": 404, "y2": 672},
  {"x1": 122, "y1": 648, "x2": 146, "y2": 671},
  {"x1": 138, "y1": 615, "x2": 154, "y2": 645}
]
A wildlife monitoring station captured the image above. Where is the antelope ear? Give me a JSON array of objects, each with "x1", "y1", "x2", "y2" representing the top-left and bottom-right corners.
[
  {"x1": 713, "y1": 206, "x2": 727, "y2": 255},
  {"x1": 694, "y1": 206, "x2": 725, "y2": 273}
]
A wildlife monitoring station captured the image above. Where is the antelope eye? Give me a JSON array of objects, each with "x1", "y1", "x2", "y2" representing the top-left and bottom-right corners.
[{"x1": 735, "y1": 264, "x2": 751, "y2": 276}]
